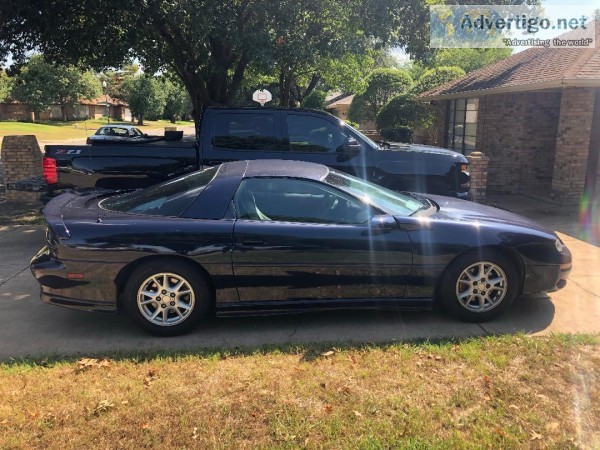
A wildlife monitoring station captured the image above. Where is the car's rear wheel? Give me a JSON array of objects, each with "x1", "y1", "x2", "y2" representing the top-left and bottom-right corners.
[
  {"x1": 123, "y1": 260, "x2": 210, "y2": 336},
  {"x1": 439, "y1": 250, "x2": 519, "y2": 322}
]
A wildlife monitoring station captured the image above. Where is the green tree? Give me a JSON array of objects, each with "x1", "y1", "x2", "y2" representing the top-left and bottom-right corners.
[
  {"x1": 162, "y1": 78, "x2": 191, "y2": 123},
  {"x1": 376, "y1": 94, "x2": 430, "y2": 129},
  {"x1": 348, "y1": 68, "x2": 413, "y2": 122},
  {"x1": 0, "y1": 0, "x2": 431, "y2": 125},
  {"x1": 300, "y1": 90, "x2": 326, "y2": 109},
  {"x1": 413, "y1": 66, "x2": 465, "y2": 95},
  {"x1": 122, "y1": 75, "x2": 166, "y2": 125},
  {"x1": 11, "y1": 55, "x2": 101, "y2": 121},
  {"x1": 431, "y1": 49, "x2": 511, "y2": 74},
  {"x1": 0, "y1": 69, "x2": 13, "y2": 102}
]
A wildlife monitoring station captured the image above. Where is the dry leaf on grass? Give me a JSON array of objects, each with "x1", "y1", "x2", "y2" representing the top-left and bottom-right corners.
[
  {"x1": 353, "y1": 411, "x2": 363, "y2": 418},
  {"x1": 530, "y1": 431, "x2": 543, "y2": 441},
  {"x1": 91, "y1": 400, "x2": 114, "y2": 417},
  {"x1": 192, "y1": 426, "x2": 199, "y2": 440},
  {"x1": 144, "y1": 369, "x2": 158, "y2": 386},
  {"x1": 321, "y1": 351, "x2": 335, "y2": 357},
  {"x1": 75, "y1": 358, "x2": 111, "y2": 373},
  {"x1": 324, "y1": 404, "x2": 333, "y2": 414},
  {"x1": 545, "y1": 422, "x2": 560, "y2": 433}
]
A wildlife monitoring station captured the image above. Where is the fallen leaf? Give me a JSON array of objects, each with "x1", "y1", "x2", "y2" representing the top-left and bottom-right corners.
[
  {"x1": 192, "y1": 426, "x2": 199, "y2": 440},
  {"x1": 144, "y1": 369, "x2": 158, "y2": 386},
  {"x1": 530, "y1": 431, "x2": 543, "y2": 441},
  {"x1": 120, "y1": 400, "x2": 129, "y2": 405},
  {"x1": 141, "y1": 423, "x2": 151, "y2": 430},
  {"x1": 91, "y1": 400, "x2": 114, "y2": 417},
  {"x1": 324, "y1": 404, "x2": 333, "y2": 414},
  {"x1": 321, "y1": 351, "x2": 335, "y2": 357},
  {"x1": 545, "y1": 422, "x2": 559, "y2": 433},
  {"x1": 353, "y1": 411, "x2": 363, "y2": 418}
]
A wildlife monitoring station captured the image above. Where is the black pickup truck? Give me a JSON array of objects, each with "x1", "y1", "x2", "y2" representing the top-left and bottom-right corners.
[{"x1": 15, "y1": 107, "x2": 471, "y2": 200}]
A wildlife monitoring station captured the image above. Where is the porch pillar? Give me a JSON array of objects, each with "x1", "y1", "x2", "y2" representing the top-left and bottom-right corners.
[{"x1": 551, "y1": 87, "x2": 596, "y2": 203}]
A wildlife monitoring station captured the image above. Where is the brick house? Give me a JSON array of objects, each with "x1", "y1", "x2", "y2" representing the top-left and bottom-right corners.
[
  {"x1": 417, "y1": 24, "x2": 600, "y2": 204},
  {"x1": 0, "y1": 95, "x2": 130, "y2": 121}
]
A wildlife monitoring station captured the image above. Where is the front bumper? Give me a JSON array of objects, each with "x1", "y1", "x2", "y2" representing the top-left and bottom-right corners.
[{"x1": 30, "y1": 246, "x2": 118, "y2": 313}]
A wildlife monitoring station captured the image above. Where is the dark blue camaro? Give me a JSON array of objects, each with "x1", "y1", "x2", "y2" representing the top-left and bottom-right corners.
[{"x1": 31, "y1": 160, "x2": 572, "y2": 335}]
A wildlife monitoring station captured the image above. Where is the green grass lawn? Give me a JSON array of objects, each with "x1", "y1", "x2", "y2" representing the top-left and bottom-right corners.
[
  {"x1": 1, "y1": 334, "x2": 599, "y2": 449},
  {"x1": 0, "y1": 118, "x2": 195, "y2": 142}
]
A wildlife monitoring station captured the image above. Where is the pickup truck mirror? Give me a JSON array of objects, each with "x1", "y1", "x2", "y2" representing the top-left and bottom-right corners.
[
  {"x1": 336, "y1": 137, "x2": 362, "y2": 161},
  {"x1": 344, "y1": 137, "x2": 361, "y2": 152}
]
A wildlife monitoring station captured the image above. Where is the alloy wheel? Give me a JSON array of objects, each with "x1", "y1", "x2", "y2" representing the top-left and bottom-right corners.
[
  {"x1": 137, "y1": 273, "x2": 195, "y2": 326},
  {"x1": 455, "y1": 262, "x2": 507, "y2": 313}
]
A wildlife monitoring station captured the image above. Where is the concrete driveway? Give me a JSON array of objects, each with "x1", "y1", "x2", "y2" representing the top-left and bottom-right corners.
[{"x1": 0, "y1": 195, "x2": 598, "y2": 360}]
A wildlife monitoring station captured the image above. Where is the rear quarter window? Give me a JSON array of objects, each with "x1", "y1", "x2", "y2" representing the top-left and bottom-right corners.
[{"x1": 100, "y1": 166, "x2": 219, "y2": 217}]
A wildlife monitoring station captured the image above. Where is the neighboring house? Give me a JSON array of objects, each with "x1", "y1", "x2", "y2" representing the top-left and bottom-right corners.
[
  {"x1": 417, "y1": 22, "x2": 600, "y2": 204},
  {"x1": 325, "y1": 92, "x2": 377, "y2": 131},
  {"x1": 0, "y1": 96, "x2": 131, "y2": 121}
]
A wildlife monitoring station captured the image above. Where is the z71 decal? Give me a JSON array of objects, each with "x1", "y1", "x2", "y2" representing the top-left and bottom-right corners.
[{"x1": 55, "y1": 149, "x2": 82, "y2": 155}]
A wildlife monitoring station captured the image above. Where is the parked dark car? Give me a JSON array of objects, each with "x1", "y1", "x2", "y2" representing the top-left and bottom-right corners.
[
  {"x1": 31, "y1": 160, "x2": 571, "y2": 336},
  {"x1": 86, "y1": 125, "x2": 148, "y2": 145},
  {"x1": 14, "y1": 108, "x2": 471, "y2": 200}
]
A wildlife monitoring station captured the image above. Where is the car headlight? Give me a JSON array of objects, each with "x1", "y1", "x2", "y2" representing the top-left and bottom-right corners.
[{"x1": 555, "y1": 238, "x2": 564, "y2": 253}]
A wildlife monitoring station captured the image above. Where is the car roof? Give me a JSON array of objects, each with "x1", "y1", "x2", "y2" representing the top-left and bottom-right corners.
[
  {"x1": 204, "y1": 106, "x2": 339, "y2": 120},
  {"x1": 240, "y1": 159, "x2": 330, "y2": 181},
  {"x1": 98, "y1": 124, "x2": 139, "y2": 130}
]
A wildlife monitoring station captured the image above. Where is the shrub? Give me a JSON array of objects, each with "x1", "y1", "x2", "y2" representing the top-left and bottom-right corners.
[{"x1": 380, "y1": 126, "x2": 414, "y2": 143}]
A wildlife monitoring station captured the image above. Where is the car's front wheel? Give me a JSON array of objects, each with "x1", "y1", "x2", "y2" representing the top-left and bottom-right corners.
[
  {"x1": 123, "y1": 260, "x2": 210, "y2": 336},
  {"x1": 440, "y1": 250, "x2": 519, "y2": 322}
]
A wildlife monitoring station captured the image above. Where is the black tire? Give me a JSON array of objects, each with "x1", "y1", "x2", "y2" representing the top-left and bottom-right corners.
[
  {"x1": 123, "y1": 259, "x2": 211, "y2": 336},
  {"x1": 439, "y1": 250, "x2": 520, "y2": 322}
]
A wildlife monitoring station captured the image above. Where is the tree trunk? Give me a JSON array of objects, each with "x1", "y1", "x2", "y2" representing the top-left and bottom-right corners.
[
  {"x1": 137, "y1": 115, "x2": 144, "y2": 126},
  {"x1": 279, "y1": 69, "x2": 294, "y2": 107},
  {"x1": 60, "y1": 103, "x2": 68, "y2": 122}
]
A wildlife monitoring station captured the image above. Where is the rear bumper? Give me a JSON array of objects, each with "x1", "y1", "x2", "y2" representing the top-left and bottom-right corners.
[{"x1": 30, "y1": 246, "x2": 118, "y2": 313}]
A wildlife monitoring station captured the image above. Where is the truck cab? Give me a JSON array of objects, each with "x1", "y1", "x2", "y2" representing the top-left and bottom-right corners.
[{"x1": 199, "y1": 108, "x2": 470, "y2": 198}]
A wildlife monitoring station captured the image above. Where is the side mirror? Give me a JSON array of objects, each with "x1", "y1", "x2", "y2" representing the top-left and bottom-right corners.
[
  {"x1": 345, "y1": 137, "x2": 361, "y2": 152},
  {"x1": 370, "y1": 214, "x2": 396, "y2": 229}
]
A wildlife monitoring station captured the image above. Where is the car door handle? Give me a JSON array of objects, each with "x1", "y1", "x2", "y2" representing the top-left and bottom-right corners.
[{"x1": 241, "y1": 238, "x2": 264, "y2": 246}]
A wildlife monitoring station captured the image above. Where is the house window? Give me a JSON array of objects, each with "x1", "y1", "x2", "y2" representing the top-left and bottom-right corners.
[{"x1": 447, "y1": 98, "x2": 478, "y2": 154}]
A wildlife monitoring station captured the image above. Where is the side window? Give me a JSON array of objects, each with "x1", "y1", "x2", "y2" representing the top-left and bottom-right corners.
[
  {"x1": 286, "y1": 115, "x2": 348, "y2": 153},
  {"x1": 212, "y1": 113, "x2": 281, "y2": 151},
  {"x1": 234, "y1": 178, "x2": 371, "y2": 225}
]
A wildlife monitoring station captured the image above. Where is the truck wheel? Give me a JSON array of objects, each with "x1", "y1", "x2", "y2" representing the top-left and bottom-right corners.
[
  {"x1": 123, "y1": 260, "x2": 211, "y2": 336},
  {"x1": 439, "y1": 250, "x2": 519, "y2": 322}
]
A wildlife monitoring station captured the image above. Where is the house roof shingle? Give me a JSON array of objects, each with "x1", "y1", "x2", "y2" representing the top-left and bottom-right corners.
[{"x1": 419, "y1": 21, "x2": 600, "y2": 100}]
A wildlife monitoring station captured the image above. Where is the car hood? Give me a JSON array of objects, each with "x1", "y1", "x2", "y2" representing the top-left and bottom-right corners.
[
  {"x1": 424, "y1": 194, "x2": 554, "y2": 235},
  {"x1": 380, "y1": 143, "x2": 464, "y2": 157}
]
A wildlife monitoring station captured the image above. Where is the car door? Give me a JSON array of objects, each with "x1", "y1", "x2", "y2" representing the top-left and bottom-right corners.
[
  {"x1": 201, "y1": 110, "x2": 286, "y2": 165},
  {"x1": 231, "y1": 177, "x2": 412, "y2": 303},
  {"x1": 282, "y1": 112, "x2": 373, "y2": 178}
]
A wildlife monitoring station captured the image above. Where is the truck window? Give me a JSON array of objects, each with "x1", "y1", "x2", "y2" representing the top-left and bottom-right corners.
[
  {"x1": 287, "y1": 115, "x2": 348, "y2": 153},
  {"x1": 212, "y1": 113, "x2": 281, "y2": 151}
]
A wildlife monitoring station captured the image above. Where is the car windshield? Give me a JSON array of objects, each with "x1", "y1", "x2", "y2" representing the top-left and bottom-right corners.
[
  {"x1": 324, "y1": 169, "x2": 425, "y2": 216},
  {"x1": 100, "y1": 166, "x2": 219, "y2": 216}
]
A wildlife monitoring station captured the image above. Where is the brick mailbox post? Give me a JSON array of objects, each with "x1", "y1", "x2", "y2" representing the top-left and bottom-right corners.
[
  {"x1": 467, "y1": 151, "x2": 490, "y2": 203},
  {"x1": 1, "y1": 135, "x2": 43, "y2": 204}
]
